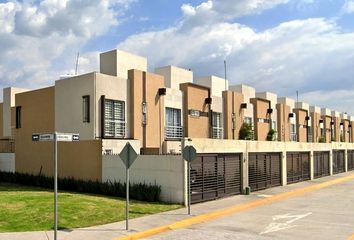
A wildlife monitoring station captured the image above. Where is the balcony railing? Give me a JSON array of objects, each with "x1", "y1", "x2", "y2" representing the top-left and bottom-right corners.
[
  {"x1": 212, "y1": 127, "x2": 223, "y2": 139},
  {"x1": 165, "y1": 126, "x2": 183, "y2": 140},
  {"x1": 104, "y1": 120, "x2": 126, "y2": 138}
]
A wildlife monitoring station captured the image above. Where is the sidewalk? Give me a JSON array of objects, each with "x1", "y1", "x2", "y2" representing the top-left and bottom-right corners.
[{"x1": 0, "y1": 173, "x2": 351, "y2": 240}]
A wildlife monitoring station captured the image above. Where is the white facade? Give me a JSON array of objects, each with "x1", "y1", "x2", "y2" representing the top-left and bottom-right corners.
[
  {"x1": 230, "y1": 84, "x2": 255, "y2": 122},
  {"x1": 100, "y1": 49, "x2": 147, "y2": 79},
  {"x1": 196, "y1": 75, "x2": 228, "y2": 97},
  {"x1": 310, "y1": 106, "x2": 321, "y2": 114},
  {"x1": 155, "y1": 65, "x2": 193, "y2": 90},
  {"x1": 321, "y1": 108, "x2": 331, "y2": 116}
]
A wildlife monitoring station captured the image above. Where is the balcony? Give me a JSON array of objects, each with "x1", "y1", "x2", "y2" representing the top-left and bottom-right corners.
[
  {"x1": 0, "y1": 139, "x2": 15, "y2": 153},
  {"x1": 212, "y1": 127, "x2": 223, "y2": 139},
  {"x1": 165, "y1": 126, "x2": 183, "y2": 140}
]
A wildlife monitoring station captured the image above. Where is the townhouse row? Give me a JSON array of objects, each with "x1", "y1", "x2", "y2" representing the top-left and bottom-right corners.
[{"x1": 0, "y1": 49, "x2": 353, "y2": 203}]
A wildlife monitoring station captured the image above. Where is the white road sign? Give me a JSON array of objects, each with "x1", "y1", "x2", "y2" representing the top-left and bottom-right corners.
[{"x1": 32, "y1": 133, "x2": 80, "y2": 142}]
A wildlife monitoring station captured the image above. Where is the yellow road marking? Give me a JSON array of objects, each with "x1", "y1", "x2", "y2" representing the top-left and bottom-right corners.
[
  {"x1": 348, "y1": 233, "x2": 354, "y2": 240},
  {"x1": 114, "y1": 174, "x2": 354, "y2": 240}
]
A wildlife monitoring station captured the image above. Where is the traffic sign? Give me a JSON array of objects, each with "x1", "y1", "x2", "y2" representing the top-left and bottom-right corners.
[
  {"x1": 183, "y1": 145, "x2": 197, "y2": 162},
  {"x1": 118, "y1": 142, "x2": 139, "y2": 231},
  {"x1": 119, "y1": 142, "x2": 138, "y2": 168}
]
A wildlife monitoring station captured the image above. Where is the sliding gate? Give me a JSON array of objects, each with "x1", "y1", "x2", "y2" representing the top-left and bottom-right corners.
[
  {"x1": 333, "y1": 150, "x2": 345, "y2": 174},
  {"x1": 248, "y1": 152, "x2": 282, "y2": 192},
  {"x1": 314, "y1": 151, "x2": 330, "y2": 178},
  {"x1": 190, "y1": 153, "x2": 242, "y2": 204},
  {"x1": 286, "y1": 152, "x2": 310, "y2": 184},
  {"x1": 348, "y1": 150, "x2": 354, "y2": 171}
]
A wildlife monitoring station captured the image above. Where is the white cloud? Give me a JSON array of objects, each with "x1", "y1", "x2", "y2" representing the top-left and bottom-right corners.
[
  {"x1": 342, "y1": 0, "x2": 354, "y2": 14},
  {"x1": 0, "y1": 0, "x2": 134, "y2": 99},
  {"x1": 118, "y1": 15, "x2": 354, "y2": 114}
]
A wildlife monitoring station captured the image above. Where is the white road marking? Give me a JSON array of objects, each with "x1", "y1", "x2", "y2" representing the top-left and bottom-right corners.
[{"x1": 260, "y1": 212, "x2": 312, "y2": 235}]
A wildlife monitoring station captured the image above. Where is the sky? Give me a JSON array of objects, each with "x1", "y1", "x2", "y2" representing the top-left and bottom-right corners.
[{"x1": 0, "y1": 0, "x2": 354, "y2": 115}]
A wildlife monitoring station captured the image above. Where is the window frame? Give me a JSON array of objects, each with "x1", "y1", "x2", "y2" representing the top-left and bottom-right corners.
[
  {"x1": 102, "y1": 98, "x2": 126, "y2": 139},
  {"x1": 82, "y1": 95, "x2": 90, "y2": 123},
  {"x1": 16, "y1": 106, "x2": 21, "y2": 129}
]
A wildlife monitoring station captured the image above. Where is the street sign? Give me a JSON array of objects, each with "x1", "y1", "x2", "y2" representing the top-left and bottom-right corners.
[
  {"x1": 32, "y1": 133, "x2": 79, "y2": 142},
  {"x1": 32, "y1": 132, "x2": 80, "y2": 240},
  {"x1": 119, "y1": 142, "x2": 138, "y2": 168},
  {"x1": 119, "y1": 142, "x2": 139, "y2": 231},
  {"x1": 183, "y1": 145, "x2": 197, "y2": 216},
  {"x1": 183, "y1": 145, "x2": 197, "y2": 162}
]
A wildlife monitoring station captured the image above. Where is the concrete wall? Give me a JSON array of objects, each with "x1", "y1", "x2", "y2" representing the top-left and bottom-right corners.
[
  {"x1": 230, "y1": 84, "x2": 255, "y2": 123},
  {"x1": 250, "y1": 98, "x2": 271, "y2": 141},
  {"x1": 102, "y1": 154, "x2": 184, "y2": 204},
  {"x1": 0, "y1": 153, "x2": 15, "y2": 172},
  {"x1": 294, "y1": 108, "x2": 308, "y2": 142},
  {"x1": 180, "y1": 83, "x2": 210, "y2": 139},
  {"x1": 100, "y1": 49, "x2": 147, "y2": 79},
  {"x1": 155, "y1": 65, "x2": 193, "y2": 90}
]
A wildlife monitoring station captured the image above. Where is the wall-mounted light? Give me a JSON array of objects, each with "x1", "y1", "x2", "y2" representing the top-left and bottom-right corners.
[
  {"x1": 158, "y1": 88, "x2": 166, "y2": 96},
  {"x1": 205, "y1": 97, "x2": 212, "y2": 105},
  {"x1": 267, "y1": 108, "x2": 273, "y2": 114},
  {"x1": 340, "y1": 122, "x2": 344, "y2": 126},
  {"x1": 330, "y1": 121, "x2": 335, "y2": 125},
  {"x1": 305, "y1": 116, "x2": 310, "y2": 121},
  {"x1": 289, "y1": 113, "x2": 294, "y2": 118},
  {"x1": 142, "y1": 102, "x2": 148, "y2": 125},
  {"x1": 319, "y1": 119, "x2": 324, "y2": 123},
  {"x1": 349, "y1": 124, "x2": 352, "y2": 128},
  {"x1": 240, "y1": 103, "x2": 247, "y2": 109}
]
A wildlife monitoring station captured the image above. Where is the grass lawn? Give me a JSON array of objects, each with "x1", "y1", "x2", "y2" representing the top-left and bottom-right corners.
[{"x1": 0, "y1": 183, "x2": 181, "y2": 232}]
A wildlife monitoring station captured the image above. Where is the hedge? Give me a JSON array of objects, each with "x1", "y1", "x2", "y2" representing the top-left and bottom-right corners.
[{"x1": 0, "y1": 171, "x2": 161, "y2": 202}]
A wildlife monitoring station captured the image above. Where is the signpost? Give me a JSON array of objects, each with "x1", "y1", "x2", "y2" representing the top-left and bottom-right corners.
[
  {"x1": 119, "y1": 142, "x2": 138, "y2": 231},
  {"x1": 32, "y1": 132, "x2": 79, "y2": 240},
  {"x1": 182, "y1": 145, "x2": 197, "y2": 215}
]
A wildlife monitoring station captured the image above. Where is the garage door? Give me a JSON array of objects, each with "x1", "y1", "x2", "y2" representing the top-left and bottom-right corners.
[
  {"x1": 287, "y1": 152, "x2": 310, "y2": 184},
  {"x1": 314, "y1": 151, "x2": 330, "y2": 178},
  {"x1": 248, "y1": 153, "x2": 282, "y2": 192},
  {"x1": 348, "y1": 150, "x2": 354, "y2": 171},
  {"x1": 190, "y1": 153, "x2": 242, "y2": 204},
  {"x1": 333, "y1": 150, "x2": 345, "y2": 174}
]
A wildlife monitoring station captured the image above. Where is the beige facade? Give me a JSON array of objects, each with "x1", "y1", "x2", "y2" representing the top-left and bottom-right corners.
[
  {"x1": 180, "y1": 83, "x2": 210, "y2": 139},
  {"x1": 223, "y1": 91, "x2": 244, "y2": 140},
  {"x1": 341, "y1": 113, "x2": 350, "y2": 143},
  {"x1": 277, "y1": 98, "x2": 296, "y2": 142},
  {"x1": 128, "y1": 69, "x2": 165, "y2": 154},
  {"x1": 0, "y1": 103, "x2": 3, "y2": 138},
  {"x1": 250, "y1": 98, "x2": 271, "y2": 141},
  {"x1": 310, "y1": 106, "x2": 322, "y2": 143},
  {"x1": 331, "y1": 111, "x2": 341, "y2": 142},
  {"x1": 321, "y1": 108, "x2": 332, "y2": 143},
  {"x1": 230, "y1": 84, "x2": 255, "y2": 126}
]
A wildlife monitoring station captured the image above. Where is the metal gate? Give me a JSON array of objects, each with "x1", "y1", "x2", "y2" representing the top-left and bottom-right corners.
[
  {"x1": 190, "y1": 153, "x2": 242, "y2": 204},
  {"x1": 287, "y1": 152, "x2": 310, "y2": 184},
  {"x1": 348, "y1": 150, "x2": 354, "y2": 171},
  {"x1": 314, "y1": 151, "x2": 330, "y2": 178},
  {"x1": 333, "y1": 150, "x2": 345, "y2": 174},
  {"x1": 248, "y1": 153, "x2": 282, "y2": 192}
]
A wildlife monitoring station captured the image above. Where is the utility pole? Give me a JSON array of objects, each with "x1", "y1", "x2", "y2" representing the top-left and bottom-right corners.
[
  {"x1": 75, "y1": 52, "x2": 80, "y2": 75},
  {"x1": 224, "y1": 60, "x2": 227, "y2": 91}
]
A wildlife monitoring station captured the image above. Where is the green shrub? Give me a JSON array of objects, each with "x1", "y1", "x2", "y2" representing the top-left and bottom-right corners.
[
  {"x1": 318, "y1": 136, "x2": 326, "y2": 143},
  {"x1": 0, "y1": 171, "x2": 161, "y2": 202},
  {"x1": 266, "y1": 129, "x2": 276, "y2": 141},
  {"x1": 239, "y1": 123, "x2": 254, "y2": 140}
]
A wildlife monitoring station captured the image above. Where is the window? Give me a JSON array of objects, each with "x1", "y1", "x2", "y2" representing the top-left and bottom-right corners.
[
  {"x1": 290, "y1": 124, "x2": 296, "y2": 141},
  {"x1": 308, "y1": 126, "x2": 313, "y2": 142},
  {"x1": 104, "y1": 99, "x2": 125, "y2": 138},
  {"x1": 212, "y1": 112, "x2": 223, "y2": 139},
  {"x1": 82, "y1": 95, "x2": 90, "y2": 123},
  {"x1": 16, "y1": 106, "x2": 21, "y2": 129},
  {"x1": 165, "y1": 108, "x2": 182, "y2": 139}
]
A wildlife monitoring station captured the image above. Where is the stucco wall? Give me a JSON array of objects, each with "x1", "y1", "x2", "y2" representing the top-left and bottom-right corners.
[
  {"x1": 0, "y1": 103, "x2": 3, "y2": 138},
  {"x1": 155, "y1": 65, "x2": 193, "y2": 90},
  {"x1": 223, "y1": 91, "x2": 244, "y2": 140},
  {"x1": 180, "y1": 83, "x2": 210, "y2": 139},
  {"x1": 102, "y1": 154, "x2": 184, "y2": 204},
  {"x1": 0, "y1": 153, "x2": 15, "y2": 172}
]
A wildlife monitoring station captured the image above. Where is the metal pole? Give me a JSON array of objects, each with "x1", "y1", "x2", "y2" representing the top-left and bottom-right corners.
[
  {"x1": 54, "y1": 132, "x2": 58, "y2": 240},
  {"x1": 126, "y1": 166, "x2": 129, "y2": 230},
  {"x1": 188, "y1": 161, "x2": 191, "y2": 215}
]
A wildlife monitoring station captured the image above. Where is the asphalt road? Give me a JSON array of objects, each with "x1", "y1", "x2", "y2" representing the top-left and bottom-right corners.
[{"x1": 148, "y1": 175, "x2": 354, "y2": 240}]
